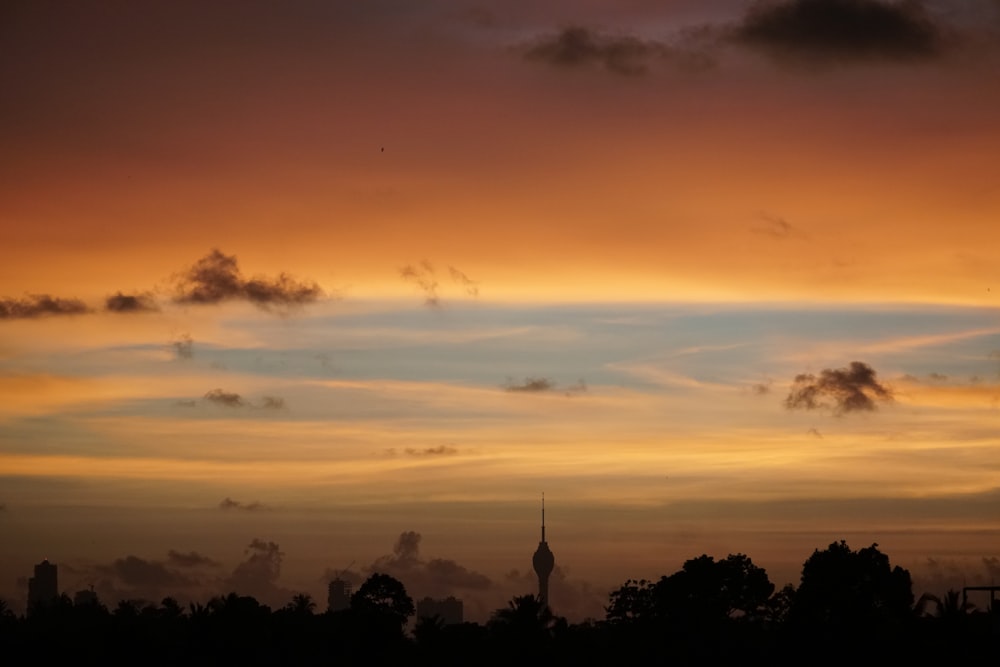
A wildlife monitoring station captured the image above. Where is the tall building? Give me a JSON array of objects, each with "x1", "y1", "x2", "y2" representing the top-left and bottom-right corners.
[
  {"x1": 416, "y1": 596, "x2": 463, "y2": 625},
  {"x1": 327, "y1": 577, "x2": 352, "y2": 612},
  {"x1": 532, "y1": 495, "x2": 555, "y2": 610},
  {"x1": 27, "y1": 559, "x2": 58, "y2": 612}
]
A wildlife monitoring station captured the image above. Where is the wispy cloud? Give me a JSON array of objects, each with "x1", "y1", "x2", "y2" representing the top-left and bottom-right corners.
[
  {"x1": 448, "y1": 266, "x2": 480, "y2": 297},
  {"x1": 400, "y1": 260, "x2": 440, "y2": 307},
  {"x1": 751, "y1": 212, "x2": 795, "y2": 239},
  {"x1": 522, "y1": 26, "x2": 666, "y2": 76},
  {"x1": 219, "y1": 497, "x2": 268, "y2": 512},
  {"x1": 204, "y1": 389, "x2": 244, "y2": 407},
  {"x1": 171, "y1": 334, "x2": 194, "y2": 360}
]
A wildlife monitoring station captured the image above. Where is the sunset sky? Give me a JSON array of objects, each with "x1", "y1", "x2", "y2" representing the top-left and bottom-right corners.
[{"x1": 2, "y1": 0, "x2": 1000, "y2": 621}]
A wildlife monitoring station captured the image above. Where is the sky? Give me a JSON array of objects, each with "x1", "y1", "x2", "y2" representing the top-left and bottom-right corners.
[{"x1": 2, "y1": 0, "x2": 1000, "y2": 621}]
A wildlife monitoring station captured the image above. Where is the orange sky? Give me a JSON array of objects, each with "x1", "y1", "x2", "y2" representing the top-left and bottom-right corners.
[{"x1": 2, "y1": 1, "x2": 1000, "y2": 620}]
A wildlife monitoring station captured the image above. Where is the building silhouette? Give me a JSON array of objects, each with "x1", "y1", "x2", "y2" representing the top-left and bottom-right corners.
[
  {"x1": 73, "y1": 587, "x2": 99, "y2": 607},
  {"x1": 328, "y1": 577, "x2": 352, "y2": 612},
  {"x1": 416, "y1": 596, "x2": 463, "y2": 625},
  {"x1": 27, "y1": 559, "x2": 58, "y2": 613},
  {"x1": 532, "y1": 495, "x2": 555, "y2": 610}
]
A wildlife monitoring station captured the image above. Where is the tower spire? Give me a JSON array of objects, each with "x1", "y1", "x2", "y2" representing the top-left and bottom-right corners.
[{"x1": 541, "y1": 493, "x2": 546, "y2": 542}]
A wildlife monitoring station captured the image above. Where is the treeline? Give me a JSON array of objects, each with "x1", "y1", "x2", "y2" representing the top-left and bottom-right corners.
[{"x1": 1, "y1": 541, "x2": 995, "y2": 665}]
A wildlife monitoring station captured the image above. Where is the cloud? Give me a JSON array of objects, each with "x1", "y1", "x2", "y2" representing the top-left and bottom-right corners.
[
  {"x1": 504, "y1": 377, "x2": 556, "y2": 393},
  {"x1": 172, "y1": 333, "x2": 194, "y2": 360},
  {"x1": 166, "y1": 549, "x2": 221, "y2": 568},
  {"x1": 403, "y1": 445, "x2": 459, "y2": 457},
  {"x1": 400, "y1": 261, "x2": 440, "y2": 307},
  {"x1": 785, "y1": 361, "x2": 893, "y2": 413},
  {"x1": 733, "y1": 0, "x2": 944, "y2": 64},
  {"x1": 448, "y1": 266, "x2": 480, "y2": 297},
  {"x1": 751, "y1": 381, "x2": 772, "y2": 395},
  {"x1": 366, "y1": 531, "x2": 493, "y2": 600},
  {"x1": 173, "y1": 249, "x2": 322, "y2": 309},
  {"x1": 219, "y1": 497, "x2": 267, "y2": 512},
  {"x1": 258, "y1": 395, "x2": 286, "y2": 410},
  {"x1": 751, "y1": 213, "x2": 795, "y2": 238},
  {"x1": 174, "y1": 399, "x2": 197, "y2": 408},
  {"x1": 204, "y1": 389, "x2": 244, "y2": 407},
  {"x1": 97, "y1": 555, "x2": 193, "y2": 590},
  {"x1": 226, "y1": 539, "x2": 290, "y2": 605},
  {"x1": 522, "y1": 26, "x2": 665, "y2": 75},
  {"x1": 105, "y1": 291, "x2": 158, "y2": 313},
  {"x1": 807, "y1": 427, "x2": 823, "y2": 438},
  {"x1": 0, "y1": 294, "x2": 89, "y2": 319}
]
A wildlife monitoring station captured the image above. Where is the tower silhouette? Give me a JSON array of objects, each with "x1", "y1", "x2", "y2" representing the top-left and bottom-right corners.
[{"x1": 531, "y1": 494, "x2": 555, "y2": 610}]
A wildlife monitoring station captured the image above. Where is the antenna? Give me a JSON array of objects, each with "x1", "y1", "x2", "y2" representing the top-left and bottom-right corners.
[{"x1": 541, "y1": 492, "x2": 546, "y2": 543}]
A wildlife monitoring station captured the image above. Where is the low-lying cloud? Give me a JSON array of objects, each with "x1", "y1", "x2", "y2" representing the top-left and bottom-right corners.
[
  {"x1": 365, "y1": 531, "x2": 493, "y2": 602},
  {"x1": 105, "y1": 291, "x2": 158, "y2": 313},
  {"x1": 174, "y1": 249, "x2": 322, "y2": 309},
  {"x1": 219, "y1": 497, "x2": 268, "y2": 512},
  {"x1": 0, "y1": 294, "x2": 89, "y2": 319},
  {"x1": 785, "y1": 361, "x2": 893, "y2": 413},
  {"x1": 167, "y1": 549, "x2": 221, "y2": 568}
]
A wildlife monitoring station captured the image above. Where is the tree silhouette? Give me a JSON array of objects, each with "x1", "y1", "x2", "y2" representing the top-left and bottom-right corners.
[
  {"x1": 285, "y1": 593, "x2": 316, "y2": 616},
  {"x1": 789, "y1": 540, "x2": 913, "y2": 636},
  {"x1": 350, "y1": 573, "x2": 414, "y2": 628}
]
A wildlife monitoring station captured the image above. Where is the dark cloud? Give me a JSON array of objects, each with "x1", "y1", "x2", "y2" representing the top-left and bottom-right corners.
[
  {"x1": 504, "y1": 377, "x2": 555, "y2": 392},
  {"x1": 204, "y1": 389, "x2": 244, "y2": 407},
  {"x1": 166, "y1": 549, "x2": 221, "y2": 568},
  {"x1": 258, "y1": 395, "x2": 286, "y2": 410},
  {"x1": 226, "y1": 539, "x2": 290, "y2": 606},
  {"x1": 400, "y1": 261, "x2": 440, "y2": 307},
  {"x1": 785, "y1": 361, "x2": 893, "y2": 413},
  {"x1": 928, "y1": 372, "x2": 948, "y2": 382},
  {"x1": 807, "y1": 427, "x2": 823, "y2": 438},
  {"x1": 523, "y1": 26, "x2": 665, "y2": 75},
  {"x1": 448, "y1": 266, "x2": 480, "y2": 297},
  {"x1": 105, "y1": 291, "x2": 158, "y2": 313},
  {"x1": 174, "y1": 249, "x2": 322, "y2": 309},
  {"x1": 219, "y1": 497, "x2": 267, "y2": 512},
  {"x1": 174, "y1": 399, "x2": 197, "y2": 408},
  {"x1": 733, "y1": 0, "x2": 944, "y2": 64},
  {"x1": 172, "y1": 333, "x2": 194, "y2": 360},
  {"x1": 97, "y1": 555, "x2": 193, "y2": 589},
  {"x1": 751, "y1": 381, "x2": 772, "y2": 395},
  {"x1": 0, "y1": 294, "x2": 89, "y2": 319}
]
